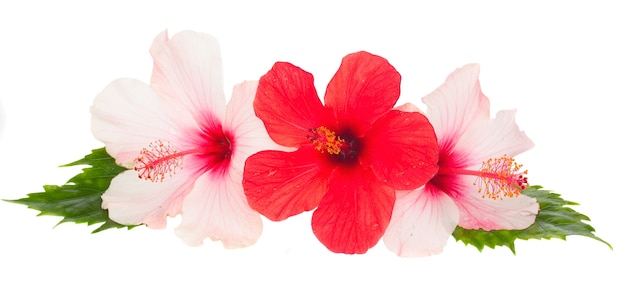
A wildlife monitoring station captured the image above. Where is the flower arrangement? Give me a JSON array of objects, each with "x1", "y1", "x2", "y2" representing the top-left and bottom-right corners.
[{"x1": 8, "y1": 30, "x2": 610, "y2": 256}]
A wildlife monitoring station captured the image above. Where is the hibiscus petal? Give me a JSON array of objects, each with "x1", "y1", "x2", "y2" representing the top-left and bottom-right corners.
[
  {"x1": 149, "y1": 30, "x2": 227, "y2": 126},
  {"x1": 311, "y1": 167, "x2": 395, "y2": 254},
  {"x1": 383, "y1": 187, "x2": 459, "y2": 257},
  {"x1": 394, "y1": 102, "x2": 424, "y2": 114},
  {"x1": 363, "y1": 110, "x2": 439, "y2": 190},
  {"x1": 454, "y1": 177, "x2": 539, "y2": 230},
  {"x1": 224, "y1": 80, "x2": 286, "y2": 171},
  {"x1": 175, "y1": 170, "x2": 262, "y2": 248},
  {"x1": 243, "y1": 147, "x2": 333, "y2": 221},
  {"x1": 422, "y1": 64, "x2": 490, "y2": 151},
  {"x1": 102, "y1": 169, "x2": 196, "y2": 228},
  {"x1": 456, "y1": 109, "x2": 534, "y2": 164},
  {"x1": 91, "y1": 78, "x2": 198, "y2": 165},
  {"x1": 324, "y1": 51, "x2": 401, "y2": 137},
  {"x1": 254, "y1": 62, "x2": 330, "y2": 147}
]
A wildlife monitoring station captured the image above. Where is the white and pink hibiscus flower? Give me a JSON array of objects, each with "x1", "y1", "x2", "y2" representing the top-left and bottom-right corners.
[
  {"x1": 383, "y1": 64, "x2": 539, "y2": 257},
  {"x1": 91, "y1": 30, "x2": 277, "y2": 248}
]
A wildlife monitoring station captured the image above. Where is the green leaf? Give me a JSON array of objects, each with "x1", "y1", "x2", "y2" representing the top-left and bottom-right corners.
[
  {"x1": 7, "y1": 148, "x2": 136, "y2": 233},
  {"x1": 452, "y1": 185, "x2": 612, "y2": 253}
]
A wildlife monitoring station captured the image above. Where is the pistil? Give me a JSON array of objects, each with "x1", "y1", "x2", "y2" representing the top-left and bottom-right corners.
[
  {"x1": 134, "y1": 136, "x2": 233, "y2": 182},
  {"x1": 438, "y1": 155, "x2": 529, "y2": 200},
  {"x1": 307, "y1": 126, "x2": 346, "y2": 155}
]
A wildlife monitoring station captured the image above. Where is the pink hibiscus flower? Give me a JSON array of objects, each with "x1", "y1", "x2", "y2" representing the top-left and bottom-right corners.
[
  {"x1": 91, "y1": 30, "x2": 277, "y2": 248},
  {"x1": 242, "y1": 51, "x2": 439, "y2": 254},
  {"x1": 383, "y1": 64, "x2": 540, "y2": 257}
]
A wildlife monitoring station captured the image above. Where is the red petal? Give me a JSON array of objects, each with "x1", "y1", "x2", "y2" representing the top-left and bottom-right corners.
[
  {"x1": 254, "y1": 62, "x2": 331, "y2": 147},
  {"x1": 311, "y1": 167, "x2": 395, "y2": 254},
  {"x1": 363, "y1": 110, "x2": 439, "y2": 190},
  {"x1": 243, "y1": 147, "x2": 333, "y2": 221},
  {"x1": 324, "y1": 51, "x2": 401, "y2": 137}
]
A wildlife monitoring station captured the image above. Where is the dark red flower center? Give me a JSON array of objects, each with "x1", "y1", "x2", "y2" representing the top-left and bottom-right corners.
[{"x1": 307, "y1": 126, "x2": 361, "y2": 165}]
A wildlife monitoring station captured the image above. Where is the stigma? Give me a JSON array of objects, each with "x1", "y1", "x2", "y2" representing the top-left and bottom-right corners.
[{"x1": 474, "y1": 155, "x2": 529, "y2": 200}]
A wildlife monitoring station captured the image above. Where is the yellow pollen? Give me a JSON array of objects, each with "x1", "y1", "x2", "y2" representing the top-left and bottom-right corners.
[
  {"x1": 307, "y1": 126, "x2": 345, "y2": 155},
  {"x1": 474, "y1": 155, "x2": 529, "y2": 200}
]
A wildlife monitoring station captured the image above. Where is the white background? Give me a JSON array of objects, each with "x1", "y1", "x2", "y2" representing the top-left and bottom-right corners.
[{"x1": 1, "y1": 1, "x2": 623, "y2": 293}]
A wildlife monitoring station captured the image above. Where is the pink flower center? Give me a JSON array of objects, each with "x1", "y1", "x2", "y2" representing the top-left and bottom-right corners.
[
  {"x1": 307, "y1": 126, "x2": 361, "y2": 164},
  {"x1": 134, "y1": 130, "x2": 234, "y2": 182},
  {"x1": 437, "y1": 155, "x2": 529, "y2": 200}
]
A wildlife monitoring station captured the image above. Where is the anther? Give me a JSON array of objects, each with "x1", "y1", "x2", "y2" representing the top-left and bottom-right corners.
[
  {"x1": 134, "y1": 140, "x2": 184, "y2": 182},
  {"x1": 474, "y1": 155, "x2": 529, "y2": 200},
  {"x1": 308, "y1": 126, "x2": 345, "y2": 155}
]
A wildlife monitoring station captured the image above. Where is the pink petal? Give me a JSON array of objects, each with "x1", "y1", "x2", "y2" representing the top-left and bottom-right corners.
[
  {"x1": 454, "y1": 177, "x2": 539, "y2": 230},
  {"x1": 456, "y1": 109, "x2": 534, "y2": 165},
  {"x1": 422, "y1": 64, "x2": 490, "y2": 151},
  {"x1": 383, "y1": 186, "x2": 459, "y2": 257},
  {"x1": 324, "y1": 51, "x2": 401, "y2": 137},
  {"x1": 243, "y1": 147, "x2": 333, "y2": 221},
  {"x1": 91, "y1": 78, "x2": 198, "y2": 165},
  {"x1": 102, "y1": 169, "x2": 196, "y2": 228},
  {"x1": 224, "y1": 80, "x2": 286, "y2": 171},
  {"x1": 311, "y1": 167, "x2": 395, "y2": 254},
  {"x1": 175, "y1": 170, "x2": 262, "y2": 248},
  {"x1": 393, "y1": 102, "x2": 424, "y2": 114},
  {"x1": 254, "y1": 62, "x2": 331, "y2": 147},
  {"x1": 150, "y1": 30, "x2": 227, "y2": 126},
  {"x1": 363, "y1": 109, "x2": 439, "y2": 190}
]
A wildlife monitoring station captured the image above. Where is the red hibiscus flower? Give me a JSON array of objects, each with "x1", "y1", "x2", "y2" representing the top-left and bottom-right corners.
[{"x1": 243, "y1": 51, "x2": 439, "y2": 254}]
